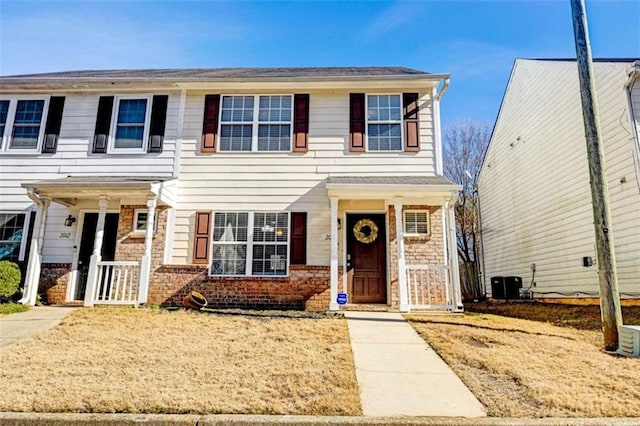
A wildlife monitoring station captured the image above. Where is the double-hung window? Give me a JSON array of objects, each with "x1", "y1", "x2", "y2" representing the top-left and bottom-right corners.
[
  {"x1": 367, "y1": 94, "x2": 402, "y2": 151},
  {"x1": 111, "y1": 96, "x2": 151, "y2": 151},
  {"x1": 0, "y1": 213, "x2": 27, "y2": 262},
  {"x1": 210, "y1": 211, "x2": 290, "y2": 276},
  {"x1": 219, "y1": 95, "x2": 292, "y2": 152},
  {"x1": 0, "y1": 98, "x2": 49, "y2": 152}
]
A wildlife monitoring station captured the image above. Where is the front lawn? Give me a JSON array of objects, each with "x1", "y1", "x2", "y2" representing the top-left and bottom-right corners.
[
  {"x1": 0, "y1": 308, "x2": 361, "y2": 415},
  {"x1": 407, "y1": 313, "x2": 640, "y2": 418}
]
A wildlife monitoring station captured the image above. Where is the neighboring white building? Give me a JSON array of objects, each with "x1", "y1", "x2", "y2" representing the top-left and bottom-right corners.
[
  {"x1": 478, "y1": 59, "x2": 640, "y2": 301},
  {"x1": 0, "y1": 67, "x2": 463, "y2": 312}
]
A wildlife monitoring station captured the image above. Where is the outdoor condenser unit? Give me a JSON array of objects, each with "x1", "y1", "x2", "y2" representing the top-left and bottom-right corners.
[{"x1": 617, "y1": 325, "x2": 640, "y2": 357}]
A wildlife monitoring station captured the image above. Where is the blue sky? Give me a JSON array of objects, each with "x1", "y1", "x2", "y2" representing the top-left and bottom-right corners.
[{"x1": 1, "y1": 0, "x2": 638, "y2": 126}]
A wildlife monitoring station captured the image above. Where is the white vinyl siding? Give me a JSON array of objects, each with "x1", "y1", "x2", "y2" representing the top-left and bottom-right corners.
[
  {"x1": 0, "y1": 92, "x2": 180, "y2": 263},
  {"x1": 478, "y1": 60, "x2": 640, "y2": 299},
  {"x1": 171, "y1": 90, "x2": 435, "y2": 266}
]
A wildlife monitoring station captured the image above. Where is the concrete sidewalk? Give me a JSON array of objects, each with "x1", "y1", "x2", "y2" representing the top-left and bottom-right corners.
[
  {"x1": 0, "y1": 306, "x2": 76, "y2": 350},
  {"x1": 344, "y1": 311, "x2": 485, "y2": 417}
]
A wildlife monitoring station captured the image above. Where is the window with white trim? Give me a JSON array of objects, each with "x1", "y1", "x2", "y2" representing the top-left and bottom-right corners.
[
  {"x1": 0, "y1": 213, "x2": 27, "y2": 262},
  {"x1": 210, "y1": 211, "x2": 290, "y2": 276},
  {"x1": 132, "y1": 209, "x2": 158, "y2": 234},
  {"x1": 367, "y1": 94, "x2": 402, "y2": 151},
  {"x1": 111, "y1": 96, "x2": 151, "y2": 151},
  {"x1": 404, "y1": 210, "x2": 429, "y2": 236},
  {"x1": 0, "y1": 98, "x2": 49, "y2": 152},
  {"x1": 219, "y1": 95, "x2": 292, "y2": 152}
]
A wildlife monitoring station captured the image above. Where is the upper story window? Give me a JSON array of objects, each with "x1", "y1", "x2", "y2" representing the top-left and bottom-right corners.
[
  {"x1": 367, "y1": 94, "x2": 402, "y2": 151},
  {"x1": 110, "y1": 96, "x2": 151, "y2": 152},
  {"x1": 219, "y1": 95, "x2": 292, "y2": 152},
  {"x1": 0, "y1": 98, "x2": 49, "y2": 153}
]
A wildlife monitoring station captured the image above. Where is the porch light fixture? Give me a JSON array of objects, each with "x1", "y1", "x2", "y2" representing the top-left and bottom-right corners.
[
  {"x1": 337, "y1": 218, "x2": 342, "y2": 230},
  {"x1": 64, "y1": 215, "x2": 76, "y2": 227}
]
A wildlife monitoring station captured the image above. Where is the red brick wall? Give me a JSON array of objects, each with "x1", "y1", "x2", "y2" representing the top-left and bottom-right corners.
[
  {"x1": 39, "y1": 263, "x2": 71, "y2": 304},
  {"x1": 114, "y1": 205, "x2": 167, "y2": 268},
  {"x1": 388, "y1": 205, "x2": 447, "y2": 308},
  {"x1": 147, "y1": 265, "x2": 331, "y2": 311}
]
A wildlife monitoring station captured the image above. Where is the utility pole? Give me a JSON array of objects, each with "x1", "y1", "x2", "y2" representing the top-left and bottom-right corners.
[{"x1": 570, "y1": 0, "x2": 623, "y2": 351}]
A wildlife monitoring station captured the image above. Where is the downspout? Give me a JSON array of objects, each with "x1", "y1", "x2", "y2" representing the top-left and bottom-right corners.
[
  {"x1": 21, "y1": 189, "x2": 48, "y2": 305},
  {"x1": 433, "y1": 78, "x2": 450, "y2": 176}
]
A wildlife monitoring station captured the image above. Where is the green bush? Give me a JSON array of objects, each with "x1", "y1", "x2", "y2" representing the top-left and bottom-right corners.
[{"x1": 0, "y1": 261, "x2": 22, "y2": 301}]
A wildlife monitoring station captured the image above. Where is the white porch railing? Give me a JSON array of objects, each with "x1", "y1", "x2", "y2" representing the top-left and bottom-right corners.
[
  {"x1": 92, "y1": 261, "x2": 141, "y2": 305},
  {"x1": 406, "y1": 264, "x2": 455, "y2": 311}
]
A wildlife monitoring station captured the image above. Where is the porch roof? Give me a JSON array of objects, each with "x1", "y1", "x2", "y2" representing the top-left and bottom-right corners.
[
  {"x1": 326, "y1": 176, "x2": 460, "y2": 202},
  {"x1": 21, "y1": 176, "x2": 177, "y2": 207}
]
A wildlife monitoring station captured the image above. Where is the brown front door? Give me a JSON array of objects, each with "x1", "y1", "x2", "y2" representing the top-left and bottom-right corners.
[{"x1": 347, "y1": 213, "x2": 387, "y2": 303}]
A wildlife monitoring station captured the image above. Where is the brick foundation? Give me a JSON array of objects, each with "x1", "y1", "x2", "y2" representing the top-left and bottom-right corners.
[
  {"x1": 148, "y1": 264, "x2": 331, "y2": 311},
  {"x1": 39, "y1": 263, "x2": 72, "y2": 304}
]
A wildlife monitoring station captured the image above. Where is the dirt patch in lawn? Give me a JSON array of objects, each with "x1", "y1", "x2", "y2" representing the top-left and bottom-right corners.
[
  {"x1": 0, "y1": 308, "x2": 361, "y2": 415},
  {"x1": 407, "y1": 313, "x2": 640, "y2": 418},
  {"x1": 466, "y1": 301, "x2": 640, "y2": 331}
]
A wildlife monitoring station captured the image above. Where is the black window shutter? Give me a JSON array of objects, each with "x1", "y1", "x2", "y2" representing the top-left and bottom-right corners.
[
  {"x1": 290, "y1": 212, "x2": 307, "y2": 265},
  {"x1": 92, "y1": 96, "x2": 114, "y2": 153},
  {"x1": 41, "y1": 96, "x2": 65, "y2": 153},
  {"x1": 148, "y1": 95, "x2": 168, "y2": 153}
]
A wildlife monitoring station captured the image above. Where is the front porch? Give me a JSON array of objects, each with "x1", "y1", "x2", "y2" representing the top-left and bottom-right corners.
[
  {"x1": 326, "y1": 176, "x2": 463, "y2": 313},
  {"x1": 20, "y1": 176, "x2": 175, "y2": 307}
]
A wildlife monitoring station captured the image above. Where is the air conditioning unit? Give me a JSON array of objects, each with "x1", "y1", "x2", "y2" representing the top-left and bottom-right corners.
[{"x1": 617, "y1": 325, "x2": 640, "y2": 357}]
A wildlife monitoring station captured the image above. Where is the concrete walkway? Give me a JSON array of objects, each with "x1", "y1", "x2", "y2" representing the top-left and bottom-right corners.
[
  {"x1": 344, "y1": 311, "x2": 485, "y2": 417},
  {"x1": 0, "y1": 306, "x2": 76, "y2": 350}
]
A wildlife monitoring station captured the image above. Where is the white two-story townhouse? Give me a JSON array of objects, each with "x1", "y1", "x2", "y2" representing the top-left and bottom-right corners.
[{"x1": 1, "y1": 67, "x2": 462, "y2": 312}]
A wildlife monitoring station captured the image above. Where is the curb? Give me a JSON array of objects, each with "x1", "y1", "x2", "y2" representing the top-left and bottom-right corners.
[{"x1": 1, "y1": 413, "x2": 639, "y2": 426}]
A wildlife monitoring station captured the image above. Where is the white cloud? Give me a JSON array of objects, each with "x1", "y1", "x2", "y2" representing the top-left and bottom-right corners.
[{"x1": 358, "y1": 1, "x2": 427, "y2": 43}]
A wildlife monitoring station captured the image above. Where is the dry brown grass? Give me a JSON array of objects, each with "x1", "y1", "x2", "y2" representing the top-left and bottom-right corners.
[
  {"x1": 0, "y1": 308, "x2": 361, "y2": 415},
  {"x1": 407, "y1": 313, "x2": 640, "y2": 418},
  {"x1": 466, "y1": 301, "x2": 640, "y2": 331}
]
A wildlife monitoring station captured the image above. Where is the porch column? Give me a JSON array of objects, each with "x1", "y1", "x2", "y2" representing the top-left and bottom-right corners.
[
  {"x1": 329, "y1": 196, "x2": 339, "y2": 310},
  {"x1": 23, "y1": 197, "x2": 50, "y2": 306},
  {"x1": 393, "y1": 197, "x2": 409, "y2": 312},
  {"x1": 84, "y1": 195, "x2": 109, "y2": 307},
  {"x1": 445, "y1": 195, "x2": 463, "y2": 311},
  {"x1": 138, "y1": 197, "x2": 156, "y2": 304}
]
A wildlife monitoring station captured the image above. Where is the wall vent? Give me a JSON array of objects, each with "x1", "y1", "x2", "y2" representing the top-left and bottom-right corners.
[{"x1": 617, "y1": 325, "x2": 640, "y2": 357}]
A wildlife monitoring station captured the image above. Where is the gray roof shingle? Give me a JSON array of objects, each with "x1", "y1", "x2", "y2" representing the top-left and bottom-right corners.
[{"x1": 2, "y1": 67, "x2": 430, "y2": 80}]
